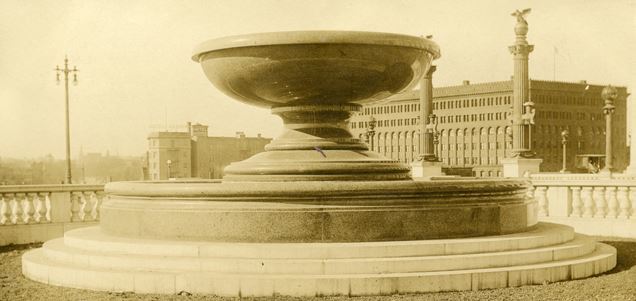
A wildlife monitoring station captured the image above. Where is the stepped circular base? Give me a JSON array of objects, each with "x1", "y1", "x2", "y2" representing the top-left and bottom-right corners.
[
  {"x1": 101, "y1": 179, "x2": 536, "y2": 242},
  {"x1": 22, "y1": 223, "x2": 616, "y2": 296},
  {"x1": 222, "y1": 150, "x2": 412, "y2": 181}
]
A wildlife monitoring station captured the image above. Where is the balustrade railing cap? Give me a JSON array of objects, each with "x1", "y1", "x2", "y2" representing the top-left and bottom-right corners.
[{"x1": 0, "y1": 184, "x2": 104, "y2": 193}]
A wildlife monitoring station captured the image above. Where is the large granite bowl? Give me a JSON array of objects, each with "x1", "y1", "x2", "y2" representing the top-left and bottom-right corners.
[{"x1": 192, "y1": 31, "x2": 440, "y2": 108}]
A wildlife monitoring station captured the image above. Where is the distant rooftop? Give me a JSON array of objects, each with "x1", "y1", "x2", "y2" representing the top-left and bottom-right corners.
[{"x1": 386, "y1": 79, "x2": 627, "y2": 101}]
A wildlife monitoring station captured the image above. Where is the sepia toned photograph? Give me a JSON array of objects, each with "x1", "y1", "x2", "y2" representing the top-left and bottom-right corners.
[{"x1": 1, "y1": 0, "x2": 635, "y2": 300}]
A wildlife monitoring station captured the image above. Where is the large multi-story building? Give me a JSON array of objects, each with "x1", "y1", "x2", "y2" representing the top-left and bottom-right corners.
[
  {"x1": 349, "y1": 79, "x2": 629, "y2": 176},
  {"x1": 147, "y1": 123, "x2": 271, "y2": 180}
]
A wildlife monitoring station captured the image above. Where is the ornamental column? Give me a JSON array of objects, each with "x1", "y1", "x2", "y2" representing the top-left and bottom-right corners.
[
  {"x1": 501, "y1": 8, "x2": 543, "y2": 177},
  {"x1": 508, "y1": 9, "x2": 534, "y2": 157}
]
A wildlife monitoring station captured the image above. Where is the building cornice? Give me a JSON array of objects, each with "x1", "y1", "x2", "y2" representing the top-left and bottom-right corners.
[{"x1": 374, "y1": 79, "x2": 628, "y2": 105}]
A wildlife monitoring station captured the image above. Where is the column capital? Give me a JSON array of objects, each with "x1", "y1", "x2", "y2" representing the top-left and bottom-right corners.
[{"x1": 508, "y1": 44, "x2": 534, "y2": 56}]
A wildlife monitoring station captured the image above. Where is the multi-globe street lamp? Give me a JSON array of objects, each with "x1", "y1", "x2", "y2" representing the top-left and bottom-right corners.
[
  {"x1": 560, "y1": 129, "x2": 569, "y2": 173},
  {"x1": 166, "y1": 159, "x2": 173, "y2": 179},
  {"x1": 54, "y1": 56, "x2": 79, "y2": 184},
  {"x1": 364, "y1": 116, "x2": 376, "y2": 151},
  {"x1": 601, "y1": 85, "x2": 617, "y2": 173}
]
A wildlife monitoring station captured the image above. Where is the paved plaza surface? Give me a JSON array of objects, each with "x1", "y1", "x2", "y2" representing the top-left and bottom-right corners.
[{"x1": 2, "y1": 239, "x2": 635, "y2": 301}]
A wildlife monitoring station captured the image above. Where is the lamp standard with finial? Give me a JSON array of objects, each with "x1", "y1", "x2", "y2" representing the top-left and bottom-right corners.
[
  {"x1": 166, "y1": 159, "x2": 173, "y2": 179},
  {"x1": 427, "y1": 113, "x2": 439, "y2": 158},
  {"x1": 560, "y1": 129, "x2": 569, "y2": 173},
  {"x1": 55, "y1": 56, "x2": 79, "y2": 184},
  {"x1": 364, "y1": 116, "x2": 376, "y2": 151},
  {"x1": 418, "y1": 65, "x2": 437, "y2": 162},
  {"x1": 601, "y1": 85, "x2": 617, "y2": 173}
]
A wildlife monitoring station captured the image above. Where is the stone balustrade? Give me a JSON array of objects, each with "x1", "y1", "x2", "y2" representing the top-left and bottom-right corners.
[
  {"x1": 0, "y1": 184, "x2": 105, "y2": 246},
  {"x1": 530, "y1": 173, "x2": 636, "y2": 238}
]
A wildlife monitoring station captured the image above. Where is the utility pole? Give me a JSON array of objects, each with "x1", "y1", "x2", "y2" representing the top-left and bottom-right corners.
[{"x1": 55, "y1": 56, "x2": 79, "y2": 184}]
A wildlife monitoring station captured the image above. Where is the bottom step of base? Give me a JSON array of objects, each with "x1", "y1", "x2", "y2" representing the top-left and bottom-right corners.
[{"x1": 22, "y1": 243, "x2": 616, "y2": 297}]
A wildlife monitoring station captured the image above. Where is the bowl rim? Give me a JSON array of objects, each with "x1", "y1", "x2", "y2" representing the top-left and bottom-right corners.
[{"x1": 191, "y1": 30, "x2": 440, "y2": 62}]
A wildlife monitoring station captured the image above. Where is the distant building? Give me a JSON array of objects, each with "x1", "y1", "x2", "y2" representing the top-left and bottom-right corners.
[
  {"x1": 146, "y1": 123, "x2": 271, "y2": 180},
  {"x1": 349, "y1": 79, "x2": 629, "y2": 176},
  {"x1": 147, "y1": 131, "x2": 192, "y2": 180}
]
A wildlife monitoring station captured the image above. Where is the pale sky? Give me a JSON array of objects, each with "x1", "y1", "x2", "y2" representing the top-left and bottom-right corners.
[{"x1": 1, "y1": 0, "x2": 634, "y2": 159}]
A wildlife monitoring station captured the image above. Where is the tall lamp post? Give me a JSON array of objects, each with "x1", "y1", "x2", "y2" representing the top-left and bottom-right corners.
[
  {"x1": 560, "y1": 129, "x2": 569, "y2": 173},
  {"x1": 428, "y1": 113, "x2": 439, "y2": 158},
  {"x1": 364, "y1": 116, "x2": 376, "y2": 151},
  {"x1": 166, "y1": 159, "x2": 173, "y2": 179},
  {"x1": 55, "y1": 56, "x2": 79, "y2": 184},
  {"x1": 601, "y1": 85, "x2": 617, "y2": 173}
]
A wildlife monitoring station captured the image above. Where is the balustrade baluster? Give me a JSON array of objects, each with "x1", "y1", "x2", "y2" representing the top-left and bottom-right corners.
[
  {"x1": 535, "y1": 186, "x2": 548, "y2": 217},
  {"x1": 82, "y1": 191, "x2": 94, "y2": 222},
  {"x1": 70, "y1": 192, "x2": 82, "y2": 222},
  {"x1": 606, "y1": 187, "x2": 618, "y2": 218},
  {"x1": 12, "y1": 193, "x2": 25, "y2": 224},
  {"x1": 32, "y1": 193, "x2": 42, "y2": 223},
  {"x1": 526, "y1": 186, "x2": 535, "y2": 200},
  {"x1": 35, "y1": 192, "x2": 50, "y2": 223},
  {"x1": 593, "y1": 187, "x2": 607, "y2": 218},
  {"x1": 0, "y1": 194, "x2": 11, "y2": 225},
  {"x1": 581, "y1": 187, "x2": 594, "y2": 218},
  {"x1": 45, "y1": 192, "x2": 51, "y2": 222},
  {"x1": 23, "y1": 193, "x2": 36, "y2": 224},
  {"x1": 93, "y1": 193, "x2": 104, "y2": 220},
  {"x1": 617, "y1": 187, "x2": 630, "y2": 219},
  {"x1": 570, "y1": 186, "x2": 582, "y2": 217}
]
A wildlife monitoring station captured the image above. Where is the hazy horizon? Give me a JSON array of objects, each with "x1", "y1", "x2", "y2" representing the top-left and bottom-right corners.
[{"x1": 1, "y1": 0, "x2": 634, "y2": 159}]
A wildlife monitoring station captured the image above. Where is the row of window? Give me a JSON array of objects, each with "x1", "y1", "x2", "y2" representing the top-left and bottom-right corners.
[
  {"x1": 350, "y1": 111, "x2": 510, "y2": 129},
  {"x1": 359, "y1": 96, "x2": 514, "y2": 116},
  {"x1": 353, "y1": 109, "x2": 613, "y2": 130},
  {"x1": 534, "y1": 111, "x2": 605, "y2": 121},
  {"x1": 352, "y1": 118, "x2": 419, "y2": 129},
  {"x1": 361, "y1": 103, "x2": 419, "y2": 115},
  {"x1": 358, "y1": 89, "x2": 619, "y2": 120},
  {"x1": 535, "y1": 125, "x2": 605, "y2": 136},
  {"x1": 439, "y1": 112, "x2": 508, "y2": 124},
  {"x1": 435, "y1": 96, "x2": 512, "y2": 110},
  {"x1": 533, "y1": 94, "x2": 604, "y2": 107}
]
